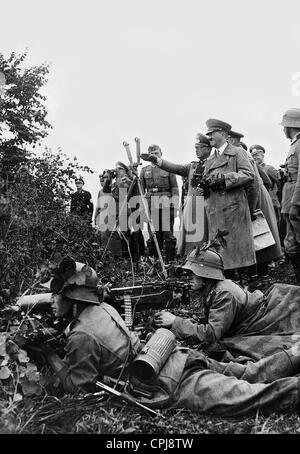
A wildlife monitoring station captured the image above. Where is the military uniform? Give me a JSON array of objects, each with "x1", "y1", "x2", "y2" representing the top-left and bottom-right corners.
[
  {"x1": 57, "y1": 302, "x2": 141, "y2": 393},
  {"x1": 281, "y1": 132, "x2": 300, "y2": 253},
  {"x1": 261, "y1": 163, "x2": 281, "y2": 219},
  {"x1": 250, "y1": 145, "x2": 281, "y2": 225},
  {"x1": 204, "y1": 119, "x2": 256, "y2": 272},
  {"x1": 70, "y1": 189, "x2": 94, "y2": 222},
  {"x1": 157, "y1": 159, "x2": 209, "y2": 256},
  {"x1": 203, "y1": 144, "x2": 256, "y2": 270},
  {"x1": 49, "y1": 259, "x2": 300, "y2": 417},
  {"x1": 57, "y1": 297, "x2": 300, "y2": 417},
  {"x1": 247, "y1": 156, "x2": 283, "y2": 270},
  {"x1": 140, "y1": 164, "x2": 179, "y2": 261},
  {"x1": 170, "y1": 279, "x2": 300, "y2": 358}
]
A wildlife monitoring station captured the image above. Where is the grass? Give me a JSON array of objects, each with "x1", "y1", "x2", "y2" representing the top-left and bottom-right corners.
[{"x1": 0, "y1": 259, "x2": 300, "y2": 434}]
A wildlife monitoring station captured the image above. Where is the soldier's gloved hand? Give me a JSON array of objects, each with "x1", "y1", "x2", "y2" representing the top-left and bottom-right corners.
[
  {"x1": 289, "y1": 205, "x2": 300, "y2": 221},
  {"x1": 140, "y1": 153, "x2": 159, "y2": 165},
  {"x1": 209, "y1": 174, "x2": 226, "y2": 192},
  {"x1": 154, "y1": 310, "x2": 176, "y2": 328}
]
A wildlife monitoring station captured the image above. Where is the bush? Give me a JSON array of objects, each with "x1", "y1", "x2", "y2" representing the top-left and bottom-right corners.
[{"x1": 0, "y1": 148, "x2": 97, "y2": 304}]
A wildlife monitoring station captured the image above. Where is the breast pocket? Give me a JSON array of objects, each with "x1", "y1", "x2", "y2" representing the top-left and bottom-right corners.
[
  {"x1": 156, "y1": 172, "x2": 170, "y2": 189},
  {"x1": 144, "y1": 171, "x2": 154, "y2": 188}
]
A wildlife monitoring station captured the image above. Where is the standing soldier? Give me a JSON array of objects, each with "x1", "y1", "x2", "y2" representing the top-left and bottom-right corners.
[
  {"x1": 141, "y1": 133, "x2": 211, "y2": 257},
  {"x1": 140, "y1": 144, "x2": 179, "y2": 262},
  {"x1": 70, "y1": 177, "x2": 94, "y2": 223},
  {"x1": 249, "y1": 145, "x2": 281, "y2": 228},
  {"x1": 204, "y1": 119, "x2": 256, "y2": 278},
  {"x1": 280, "y1": 108, "x2": 300, "y2": 282}
]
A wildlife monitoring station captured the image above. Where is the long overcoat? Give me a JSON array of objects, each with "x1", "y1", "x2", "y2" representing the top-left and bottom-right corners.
[
  {"x1": 203, "y1": 144, "x2": 256, "y2": 269},
  {"x1": 159, "y1": 160, "x2": 208, "y2": 256},
  {"x1": 248, "y1": 155, "x2": 283, "y2": 263}
]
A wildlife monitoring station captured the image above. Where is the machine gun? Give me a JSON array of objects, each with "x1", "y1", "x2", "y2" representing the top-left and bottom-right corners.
[
  {"x1": 105, "y1": 279, "x2": 191, "y2": 328},
  {"x1": 13, "y1": 279, "x2": 191, "y2": 330}
]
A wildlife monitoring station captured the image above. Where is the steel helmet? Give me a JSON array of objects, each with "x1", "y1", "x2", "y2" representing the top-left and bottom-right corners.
[
  {"x1": 62, "y1": 285, "x2": 99, "y2": 304},
  {"x1": 280, "y1": 108, "x2": 300, "y2": 128},
  {"x1": 180, "y1": 248, "x2": 225, "y2": 280},
  {"x1": 42, "y1": 259, "x2": 99, "y2": 305}
]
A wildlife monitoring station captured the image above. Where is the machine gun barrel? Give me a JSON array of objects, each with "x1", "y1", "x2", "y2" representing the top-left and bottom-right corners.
[{"x1": 16, "y1": 293, "x2": 53, "y2": 313}]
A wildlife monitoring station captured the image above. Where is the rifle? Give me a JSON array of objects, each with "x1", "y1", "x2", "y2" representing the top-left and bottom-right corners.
[{"x1": 95, "y1": 380, "x2": 160, "y2": 416}]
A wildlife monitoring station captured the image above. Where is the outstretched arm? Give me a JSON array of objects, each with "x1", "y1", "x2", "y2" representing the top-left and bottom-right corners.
[
  {"x1": 155, "y1": 290, "x2": 237, "y2": 347},
  {"x1": 159, "y1": 159, "x2": 191, "y2": 178}
]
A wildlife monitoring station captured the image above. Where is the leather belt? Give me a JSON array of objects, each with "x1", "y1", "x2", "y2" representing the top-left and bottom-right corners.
[{"x1": 147, "y1": 191, "x2": 171, "y2": 196}]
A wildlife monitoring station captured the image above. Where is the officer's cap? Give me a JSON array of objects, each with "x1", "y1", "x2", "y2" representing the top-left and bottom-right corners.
[
  {"x1": 249, "y1": 144, "x2": 265, "y2": 154},
  {"x1": 229, "y1": 130, "x2": 244, "y2": 139},
  {"x1": 206, "y1": 119, "x2": 232, "y2": 134},
  {"x1": 148, "y1": 144, "x2": 161, "y2": 153},
  {"x1": 115, "y1": 161, "x2": 129, "y2": 172},
  {"x1": 195, "y1": 133, "x2": 211, "y2": 146}
]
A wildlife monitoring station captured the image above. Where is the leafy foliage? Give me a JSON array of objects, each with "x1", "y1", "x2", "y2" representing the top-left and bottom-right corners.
[
  {"x1": 0, "y1": 50, "x2": 52, "y2": 181},
  {"x1": 0, "y1": 330, "x2": 45, "y2": 402},
  {"x1": 0, "y1": 148, "x2": 97, "y2": 304}
]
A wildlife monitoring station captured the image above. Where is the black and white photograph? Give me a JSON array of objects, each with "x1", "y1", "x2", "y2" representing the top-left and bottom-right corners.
[{"x1": 1, "y1": 0, "x2": 300, "y2": 439}]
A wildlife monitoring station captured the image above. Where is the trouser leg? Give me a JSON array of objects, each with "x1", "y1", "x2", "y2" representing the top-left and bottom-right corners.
[
  {"x1": 161, "y1": 207, "x2": 175, "y2": 262},
  {"x1": 205, "y1": 348, "x2": 300, "y2": 383},
  {"x1": 165, "y1": 237, "x2": 177, "y2": 262},
  {"x1": 137, "y1": 229, "x2": 145, "y2": 256},
  {"x1": 174, "y1": 347, "x2": 300, "y2": 416},
  {"x1": 147, "y1": 237, "x2": 158, "y2": 257},
  {"x1": 176, "y1": 367, "x2": 300, "y2": 416},
  {"x1": 290, "y1": 255, "x2": 300, "y2": 284},
  {"x1": 284, "y1": 213, "x2": 300, "y2": 283}
]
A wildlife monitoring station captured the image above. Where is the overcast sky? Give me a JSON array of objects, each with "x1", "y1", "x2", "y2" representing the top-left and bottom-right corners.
[{"x1": 1, "y1": 0, "x2": 300, "y2": 203}]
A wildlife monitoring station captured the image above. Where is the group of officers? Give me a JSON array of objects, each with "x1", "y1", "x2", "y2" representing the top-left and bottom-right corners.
[{"x1": 70, "y1": 107, "x2": 300, "y2": 285}]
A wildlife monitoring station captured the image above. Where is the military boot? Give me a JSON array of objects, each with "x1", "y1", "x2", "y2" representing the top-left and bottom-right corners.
[
  {"x1": 147, "y1": 239, "x2": 158, "y2": 258},
  {"x1": 165, "y1": 240, "x2": 176, "y2": 263},
  {"x1": 290, "y1": 255, "x2": 300, "y2": 284}
]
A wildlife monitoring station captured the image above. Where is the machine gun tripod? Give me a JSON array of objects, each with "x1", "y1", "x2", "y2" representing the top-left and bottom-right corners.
[{"x1": 102, "y1": 138, "x2": 168, "y2": 279}]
